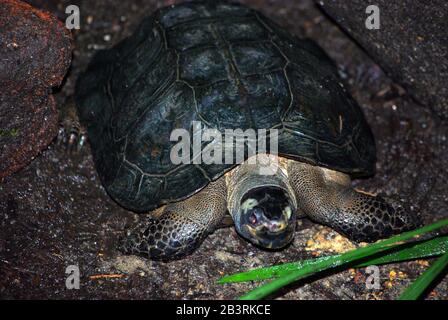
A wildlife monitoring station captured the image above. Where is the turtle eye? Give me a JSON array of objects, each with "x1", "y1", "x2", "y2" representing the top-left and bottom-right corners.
[
  {"x1": 249, "y1": 213, "x2": 258, "y2": 226},
  {"x1": 248, "y1": 208, "x2": 263, "y2": 226}
]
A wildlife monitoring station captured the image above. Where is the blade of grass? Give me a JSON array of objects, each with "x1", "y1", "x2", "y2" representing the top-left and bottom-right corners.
[
  {"x1": 218, "y1": 235, "x2": 447, "y2": 284},
  {"x1": 398, "y1": 252, "x2": 448, "y2": 300},
  {"x1": 238, "y1": 219, "x2": 448, "y2": 300}
]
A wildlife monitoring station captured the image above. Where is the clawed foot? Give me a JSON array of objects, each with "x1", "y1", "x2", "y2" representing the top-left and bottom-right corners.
[
  {"x1": 57, "y1": 100, "x2": 87, "y2": 152},
  {"x1": 338, "y1": 190, "x2": 422, "y2": 242},
  {"x1": 57, "y1": 122, "x2": 87, "y2": 152}
]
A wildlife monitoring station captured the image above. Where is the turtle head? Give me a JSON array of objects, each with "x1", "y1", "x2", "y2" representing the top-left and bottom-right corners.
[{"x1": 234, "y1": 186, "x2": 297, "y2": 249}]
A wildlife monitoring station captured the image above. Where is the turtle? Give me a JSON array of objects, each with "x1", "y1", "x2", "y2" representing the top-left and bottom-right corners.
[{"x1": 75, "y1": 0, "x2": 420, "y2": 260}]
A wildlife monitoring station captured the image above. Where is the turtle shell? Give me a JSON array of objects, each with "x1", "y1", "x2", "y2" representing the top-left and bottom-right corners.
[{"x1": 75, "y1": 1, "x2": 376, "y2": 212}]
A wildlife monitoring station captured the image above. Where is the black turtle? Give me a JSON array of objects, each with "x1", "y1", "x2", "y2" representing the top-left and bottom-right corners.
[{"x1": 76, "y1": 1, "x2": 420, "y2": 260}]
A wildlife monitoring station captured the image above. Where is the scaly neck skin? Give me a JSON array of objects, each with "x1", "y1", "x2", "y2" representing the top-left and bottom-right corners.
[{"x1": 226, "y1": 155, "x2": 297, "y2": 225}]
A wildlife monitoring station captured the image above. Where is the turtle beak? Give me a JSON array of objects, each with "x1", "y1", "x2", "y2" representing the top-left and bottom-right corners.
[
  {"x1": 233, "y1": 185, "x2": 297, "y2": 250},
  {"x1": 240, "y1": 205, "x2": 296, "y2": 249},
  {"x1": 264, "y1": 216, "x2": 288, "y2": 234}
]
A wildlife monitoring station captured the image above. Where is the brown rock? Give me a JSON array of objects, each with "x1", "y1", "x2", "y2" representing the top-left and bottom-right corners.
[{"x1": 0, "y1": 0, "x2": 72, "y2": 179}]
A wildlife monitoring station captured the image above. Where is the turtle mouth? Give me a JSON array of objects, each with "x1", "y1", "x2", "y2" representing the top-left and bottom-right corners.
[
  {"x1": 245, "y1": 211, "x2": 290, "y2": 235},
  {"x1": 241, "y1": 208, "x2": 296, "y2": 249},
  {"x1": 243, "y1": 223, "x2": 295, "y2": 249},
  {"x1": 235, "y1": 185, "x2": 297, "y2": 249}
]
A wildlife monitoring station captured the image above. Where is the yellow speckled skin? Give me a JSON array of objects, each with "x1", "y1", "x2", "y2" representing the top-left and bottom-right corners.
[
  {"x1": 120, "y1": 177, "x2": 227, "y2": 260},
  {"x1": 226, "y1": 154, "x2": 297, "y2": 221},
  {"x1": 120, "y1": 155, "x2": 420, "y2": 260},
  {"x1": 287, "y1": 161, "x2": 421, "y2": 242}
]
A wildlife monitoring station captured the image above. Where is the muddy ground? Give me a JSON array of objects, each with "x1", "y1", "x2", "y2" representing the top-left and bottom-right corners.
[{"x1": 0, "y1": 0, "x2": 447, "y2": 299}]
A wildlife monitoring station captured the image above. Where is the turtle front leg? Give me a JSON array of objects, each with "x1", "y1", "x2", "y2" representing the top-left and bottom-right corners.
[
  {"x1": 287, "y1": 161, "x2": 421, "y2": 242},
  {"x1": 119, "y1": 177, "x2": 227, "y2": 260}
]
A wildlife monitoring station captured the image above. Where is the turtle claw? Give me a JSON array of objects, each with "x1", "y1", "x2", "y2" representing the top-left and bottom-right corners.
[
  {"x1": 56, "y1": 98, "x2": 87, "y2": 152},
  {"x1": 57, "y1": 121, "x2": 87, "y2": 152}
]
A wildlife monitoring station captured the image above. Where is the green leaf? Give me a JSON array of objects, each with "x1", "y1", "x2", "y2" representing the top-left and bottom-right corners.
[
  {"x1": 235, "y1": 219, "x2": 448, "y2": 300},
  {"x1": 398, "y1": 252, "x2": 448, "y2": 300},
  {"x1": 218, "y1": 235, "x2": 448, "y2": 284}
]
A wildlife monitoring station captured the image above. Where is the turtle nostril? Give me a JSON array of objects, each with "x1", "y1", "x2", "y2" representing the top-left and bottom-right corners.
[
  {"x1": 269, "y1": 222, "x2": 278, "y2": 232},
  {"x1": 266, "y1": 220, "x2": 285, "y2": 233}
]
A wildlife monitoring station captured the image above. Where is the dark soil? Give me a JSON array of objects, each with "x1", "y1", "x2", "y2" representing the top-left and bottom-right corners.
[{"x1": 0, "y1": 0, "x2": 447, "y2": 299}]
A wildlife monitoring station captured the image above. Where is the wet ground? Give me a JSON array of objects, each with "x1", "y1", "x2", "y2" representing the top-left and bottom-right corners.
[{"x1": 1, "y1": 0, "x2": 447, "y2": 299}]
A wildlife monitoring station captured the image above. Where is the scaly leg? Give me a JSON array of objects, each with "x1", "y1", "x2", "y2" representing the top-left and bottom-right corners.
[
  {"x1": 287, "y1": 161, "x2": 421, "y2": 242},
  {"x1": 119, "y1": 177, "x2": 227, "y2": 260}
]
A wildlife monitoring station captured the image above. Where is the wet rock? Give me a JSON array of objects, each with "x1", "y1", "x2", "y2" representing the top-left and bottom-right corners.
[
  {"x1": 316, "y1": 0, "x2": 448, "y2": 120},
  {"x1": 0, "y1": 0, "x2": 72, "y2": 179}
]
